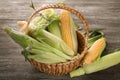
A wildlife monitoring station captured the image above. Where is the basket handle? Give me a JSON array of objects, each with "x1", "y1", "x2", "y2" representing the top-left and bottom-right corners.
[{"x1": 26, "y1": 4, "x2": 89, "y2": 42}]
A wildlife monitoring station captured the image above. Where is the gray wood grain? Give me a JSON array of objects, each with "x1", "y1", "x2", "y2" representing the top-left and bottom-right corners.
[{"x1": 0, "y1": 0, "x2": 120, "y2": 80}]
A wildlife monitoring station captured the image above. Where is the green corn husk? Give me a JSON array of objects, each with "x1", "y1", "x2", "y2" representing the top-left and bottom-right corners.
[
  {"x1": 32, "y1": 45, "x2": 72, "y2": 60},
  {"x1": 47, "y1": 20, "x2": 62, "y2": 38},
  {"x1": 30, "y1": 16, "x2": 49, "y2": 29},
  {"x1": 28, "y1": 55, "x2": 61, "y2": 64},
  {"x1": 29, "y1": 9, "x2": 59, "y2": 32},
  {"x1": 27, "y1": 48, "x2": 67, "y2": 62},
  {"x1": 31, "y1": 41, "x2": 72, "y2": 60},
  {"x1": 3, "y1": 26, "x2": 72, "y2": 60},
  {"x1": 21, "y1": 49, "x2": 31, "y2": 61},
  {"x1": 29, "y1": 27, "x2": 75, "y2": 56},
  {"x1": 89, "y1": 30, "x2": 104, "y2": 38},
  {"x1": 3, "y1": 26, "x2": 42, "y2": 48},
  {"x1": 42, "y1": 8, "x2": 59, "y2": 21},
  {"x1": 70, "y1": 50, "x2": 120, "y2": 77}
]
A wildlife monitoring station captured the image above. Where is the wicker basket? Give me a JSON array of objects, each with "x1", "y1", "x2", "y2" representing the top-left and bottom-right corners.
[{"x1": 26, "y1": 4, "x2": 89, "y2": 76}]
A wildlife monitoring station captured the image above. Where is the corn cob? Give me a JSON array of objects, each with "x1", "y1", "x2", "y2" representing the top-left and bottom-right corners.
[
  {"x1": 60, "y1": 10, "x2": 78, "y2": 53},
  {"x1": 70, "y1": 50, "x2": 120, "y2": 77},
  {"x1": 83, "y1": 37, "x2": 106, "y2": 65},
  {"x1": 3, "y1": 26, "x2": 41, "y2": 48},
  {"x1": 3, "y1": 26, "x2": 72, "y2": 60}
]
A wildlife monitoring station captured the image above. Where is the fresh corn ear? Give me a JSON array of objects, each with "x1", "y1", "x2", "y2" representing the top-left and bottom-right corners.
[
  {"x1": 70, "y1": 50, "x2": 120, "y2": 77},
  {"x1": 3, "y1": 26, "x2": 72, "y2": 61},
  {"x1": 27, "y1": 48, "x2": 67, "y2": 62},
  {"x1": 2, "y1": 26, "x2": 46, "y2": 48},
  {"x1": 60, "y1": 10, "x2": 78, "y2": 53},
  {"x1": 48, "y1": 20, "x2": 62, "y2": 38},
  {"x1": 83, "y1": 37, "x2": 106, "y2": 65}
]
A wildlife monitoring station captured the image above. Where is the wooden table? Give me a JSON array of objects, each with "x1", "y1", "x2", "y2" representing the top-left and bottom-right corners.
[{"x1": 0, "y1": 0, "x2": 120, "y2": 80}]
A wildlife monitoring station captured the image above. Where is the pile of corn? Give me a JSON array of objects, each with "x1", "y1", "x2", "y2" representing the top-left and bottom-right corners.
[
  {"x1": 3, "y1": 8, "x2": 120, "y2": 77},
  {"x1": 4, "y1": 9, "x2": 78, "y2": 63}
]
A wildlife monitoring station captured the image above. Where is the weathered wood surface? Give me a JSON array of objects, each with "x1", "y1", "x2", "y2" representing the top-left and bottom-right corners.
[{"x1": 0, "y1": 0, "x2": 120, "y2": 80}]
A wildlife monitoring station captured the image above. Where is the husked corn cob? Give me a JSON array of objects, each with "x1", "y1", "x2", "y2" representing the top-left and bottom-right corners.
[
  {"x1": 60, "y1": 10, "x2": 78, "y2": 53},
  {"x1": 83, "y1": 38, "x2": 106, "y2": 65}
]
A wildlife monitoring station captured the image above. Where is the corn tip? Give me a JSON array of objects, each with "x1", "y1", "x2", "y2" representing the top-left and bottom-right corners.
[{"x1": 2, "y1": 26, "x2": 12, "y2": 34}]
